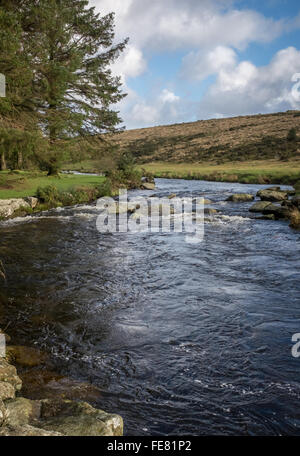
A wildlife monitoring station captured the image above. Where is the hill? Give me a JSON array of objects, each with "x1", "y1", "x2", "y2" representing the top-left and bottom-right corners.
[{"x1": 113, "y1": 111, "x2": 300, "y2": 164}]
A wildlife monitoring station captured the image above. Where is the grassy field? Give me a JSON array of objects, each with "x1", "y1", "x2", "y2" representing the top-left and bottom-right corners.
[
  {"x1": 0, "y1": 170, "x2": 105, "y2": 199},
  {"x1": 138, "y1": 160, "x2": 300, "y2": 185}
]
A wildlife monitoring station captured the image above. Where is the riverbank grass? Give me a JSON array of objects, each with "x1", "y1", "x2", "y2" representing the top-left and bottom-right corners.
[
  {"x1": 0, "y1": 170, "x2": 105, "y2": 200},
  {"x1": 138, "y1": 160, "x2": 300, "y2": 185}
]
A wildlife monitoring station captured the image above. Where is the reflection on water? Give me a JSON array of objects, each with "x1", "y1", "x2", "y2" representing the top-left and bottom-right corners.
[{"x1": 0, "y1": 179, "x2": 300, "y2": 435}]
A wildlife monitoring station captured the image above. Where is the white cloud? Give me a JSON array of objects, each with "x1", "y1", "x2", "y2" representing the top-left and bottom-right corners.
[
  {"x1": 122, "y1": 88, "x2": 182, "y2": 129},
  {"x1": 111, "y1": 45, "x2": 147, "y2": 83},
  {"x1": 180, "y1": 45, "x2": 237, "y2": 81},
  {"x1": 90, "y1": 0, "x2": 284, "y2": 51},
  {"x1": 200, "y1": 46, "x2": 300, "y2": 116},
  {"x1": 87, "y1": 1, "x2": 300, "y2": 128},
  {"x1": 159, "y1": 89, "x2": 180, "y2": 103}
]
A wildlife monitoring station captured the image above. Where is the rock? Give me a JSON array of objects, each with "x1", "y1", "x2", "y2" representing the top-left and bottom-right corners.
[
  {"x1": 257, "y1": 214, "x2": 276, "y2": 221},
  {"x1": 226, "y1": 194, "x2": 254, "y2": 202},
  {"x1": 249, "y1": 201, "x2": 272, "y2": 213},
  {"x1": 0, "y1": 198, "x2": 31, "y2": 218},
  {"x1": 289, "y1": 208, "x2": 300, "y2": 229},
  {"x1": 265, "y1": 186, "x2": 281, "y2": 191},
  {"x1": 291, "y1": 196, "x2": 300, "y2": 209},
  {"x1": 257, "y1": 189, "x2": 288, "y2": 202},
  {"x1": 262, "y1": 204, "x2": 292, "y2": 219},
  {"x1": 5, "y1": 398, "x2": 41, "y2": 427},
  {"x1": 0, "y1": 399, "x2": 8, "y2": 426},
  {"x1": 203, "y1": 198, "x2": 212, "y2": 204},
  {"x1": 0, "y1": 358, "x2": 22, "y2": 390},
  {"x1": 0, "y1": 381, "x2": 15, "y2": 400},
  {"x1": 39, "y1": 399, "x2": 123, "y2": 436},
  {"x1": 167, "y1": 193, "x2": 176, "y2": 199},
  {"x1": 0, "y1": 424, "x2": 63, "y2": 436},
  {"x1": 24, "y1": 197, "x2": 39, "y2": 209},
  {"x1": 6, "y1": 346, "x2": 48, "y2": 367},
  {"x1": 204, "y1": 208, "x2": 218, "y2": 215},
  {"x1": 20, "y1": 369, "x2": 102, "y2": 402},
  {"x1": 141, "y1": 182, "x2": 155, "y2": 190}
]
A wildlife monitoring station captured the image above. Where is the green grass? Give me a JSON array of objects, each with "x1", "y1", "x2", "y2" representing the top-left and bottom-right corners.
[
  {"x1": 139, "y1": 160, "x2": 300, "y2": 185},
  {"x1": 0, "y1": 170, "x2": 105, "y2": 199}
]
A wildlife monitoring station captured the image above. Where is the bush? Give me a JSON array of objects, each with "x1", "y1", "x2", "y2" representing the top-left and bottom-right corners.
[
  {"x1": 287, "y1": 128, "x2": 297, "y2": 142},
  {"x1": 36, "y1": 185, "x2": 60, "y2": 203}
]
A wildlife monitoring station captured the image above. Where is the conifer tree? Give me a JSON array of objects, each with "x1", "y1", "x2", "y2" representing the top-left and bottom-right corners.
[{"x1": 23, "y1": 0, "x2": 128, "y2": 174}]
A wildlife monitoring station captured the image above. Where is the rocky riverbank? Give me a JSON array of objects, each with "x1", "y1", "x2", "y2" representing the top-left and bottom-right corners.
[
  {"x1": 0, "y1": 329, "x2": 123, "y2": 436},
  {"x1": 0, "y1": 197, "x2": 39, "y2": 218}
]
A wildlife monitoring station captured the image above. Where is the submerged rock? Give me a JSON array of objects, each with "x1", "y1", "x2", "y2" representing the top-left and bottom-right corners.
[
  {"x1": 20, "y1": 369, "x2": 102, "y2": 402},
  {"x1": 226, "y1": 194, "x2": 254, "y2": 202},
  {"x1": 6, "y1": 346, "x2": 48, "y2": 367}
]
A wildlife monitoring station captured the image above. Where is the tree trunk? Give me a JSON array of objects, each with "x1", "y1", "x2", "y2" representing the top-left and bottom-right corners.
[
  {"x1": 0, "y1": 151, "x2": 6, "y2": 170},
  {"x1": 17, "y1": 150, "x2": 23, "y2": 169}
]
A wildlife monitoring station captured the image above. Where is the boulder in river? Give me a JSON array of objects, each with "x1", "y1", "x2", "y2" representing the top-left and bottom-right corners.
[
  {"x1": 226, "y1": 194, "x2": 254, "y2": 202},
  {"x1": 141, "y1": 182, "x2": 155, "y2": 190},
  {"x1": 256, "y1": 189, "x2": 288, "y2": 202},
  {"x1": 289, "y1": 208, "x2": 300, "y2": 229},
  {"x1": 262, "y1": 204, "x2": 292, "y2": 219},
  {"x1": 291, "y1": 196, "x2": 300, "y2": 209},
  {"x1": 204, "y1": 208, "x2": 218, "y2": 215},
  {"x1": 249, "y1": 201, "x2": 272, "y2": 213}
]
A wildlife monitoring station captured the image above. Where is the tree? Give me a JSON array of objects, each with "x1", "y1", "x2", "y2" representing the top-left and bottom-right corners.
[
  {"x1": 22, "y1": 0, "x2": 127, "y2": 174},
  {"x1": 0, "y1": 1, "x2": 38, "y2": 170}
]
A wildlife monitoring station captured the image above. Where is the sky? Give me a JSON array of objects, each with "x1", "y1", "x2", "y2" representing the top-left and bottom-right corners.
[{"x1": 89, "y1": 0, "x2": 300, "y2": 130}]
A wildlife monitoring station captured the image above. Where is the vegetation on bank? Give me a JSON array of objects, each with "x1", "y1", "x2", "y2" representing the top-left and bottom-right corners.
[
  {"x1": 0, "y1": 170, "x2": 105, "y2": 199},
  {"x1": 0, "y1": 153, "x2": 145, "y2": 217},
  {"x1": 139, "y1": 160, "x2": 300, "y2": 186}
]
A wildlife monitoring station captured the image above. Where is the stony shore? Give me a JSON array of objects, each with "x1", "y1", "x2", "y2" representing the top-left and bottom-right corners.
[{"x1": 0, "y1": 329, "x2": 123, "y2": 436}]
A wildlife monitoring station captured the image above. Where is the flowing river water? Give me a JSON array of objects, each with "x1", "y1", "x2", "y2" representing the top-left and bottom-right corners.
[{"x1": 0, "y1": 178, "x2": 300, "y2": 435}]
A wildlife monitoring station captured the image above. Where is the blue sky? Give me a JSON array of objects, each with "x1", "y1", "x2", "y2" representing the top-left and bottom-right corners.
[{"x1": 90, "y1": 0, "x2": 300, "y2": 129}]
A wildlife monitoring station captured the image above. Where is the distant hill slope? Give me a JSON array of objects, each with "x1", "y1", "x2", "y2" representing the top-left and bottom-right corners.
[{"x1": 113, "y1": 111, "x2": 300, "y2": 163}]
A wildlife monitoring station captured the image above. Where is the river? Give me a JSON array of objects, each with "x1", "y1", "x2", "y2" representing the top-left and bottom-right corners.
[{"x1": 0, "y1": 178, "x2": 300, "y2": 435}]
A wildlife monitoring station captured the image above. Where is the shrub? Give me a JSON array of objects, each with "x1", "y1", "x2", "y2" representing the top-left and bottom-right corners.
[
  {"x1": 287, "y1": 128, "x2": 297, "y2": 142},
  {"x1": 36, "y1": 185, "x2": 60, "y2": 203}
]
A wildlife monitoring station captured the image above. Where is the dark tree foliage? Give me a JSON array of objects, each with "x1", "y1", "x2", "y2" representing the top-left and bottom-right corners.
[{"x1": 0, "y1": 0, "x2": 127, "y2": 173}]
